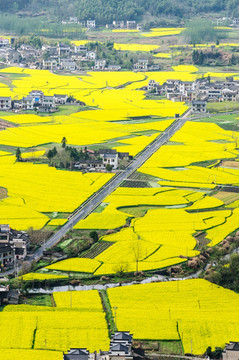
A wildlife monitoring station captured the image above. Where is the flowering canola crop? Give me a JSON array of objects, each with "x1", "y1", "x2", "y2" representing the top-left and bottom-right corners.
[
  {"x1": 108, "y1": 279, "x2": 239, "y2": 354},
  {"x1": 1, "y1": 291, "x2": 109, "y2": 353}
]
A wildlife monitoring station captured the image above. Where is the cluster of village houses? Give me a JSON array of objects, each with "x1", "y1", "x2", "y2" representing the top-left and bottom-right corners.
[
  {"x1": 74, "y1": 148, "x2": 133, "y2": 172},
  {"x1": 62, "y1": 332, "x2": 239, "y2": 360},
  {"x1": 63, "y1": 339, "x2": 239, "y2": 360},
  {"x1": 61, "y1": 17, "x2": 141, "y2": 31},
  {"x1": 64, "y1": 332, "x2": 144, "y2": 360},
  {"x1": 2, "y1": 76, "x2": 239, "y2": 115},
  {"x1": 0, "y1": 224, "x2": 29, "y2": 268},
  {"x1": 0, "y1": 90, "x2": 80, "y2": 112},
  {"x1": 146, "y1": 76, "x2": 239, "y2": 112},
  {"x1": 0, "y1": 37, "x2": 158, "y2": 72}
]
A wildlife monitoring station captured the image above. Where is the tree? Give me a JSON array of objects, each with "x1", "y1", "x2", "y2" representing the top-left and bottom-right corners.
[
  {"x1": 89, "y1": 231, "x2": 98, "y2": 243},
  {"x1": 61, "y1": 137, "x2": 67, "y2": 148},
  {"x1": 113, "y1": 261, "x2": 129, "y2": 277},
  {"x1": 52, "y1": 147, "x2": 57, "y2": 156},
  {"x1": 15, "y1": 147, "x2": 22, "y2": 161},
  {"x1": 206, "y1": 346, "x2": 223, "y2": 359},
  {"x1": 66, "y1": 96, "x2": 75, "y2": 103},
  {"x1": 28, "y1": 35, "x2": 42, "y2": 49},
  {"x1": 46, "y1": 149, "x2": 54, "y2": 163},
  {"x1": 70, "y1": 148, "x2": 79, "y2": 161},
  {"x1": 183, "y1": 19, "x2": 221, "y2": 45},
  {"x1": 198, "y1": 51, "x2": 204, "y2": 65},
  {"x1": 106, "y1": 164, "x2": 113, "y2": 172},
  {"x1": 207, "y1": 346, "x2": 213, "y2": 358},
  {"x1": 192, "y1": 50, "x2": 198, "y2": 64}
]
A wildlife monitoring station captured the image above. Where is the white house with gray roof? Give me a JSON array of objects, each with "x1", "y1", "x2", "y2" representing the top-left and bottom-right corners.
[
  {"x1": 0, "y1": 96, "x2": 11, "y2": 110},
  {"x1": 98, "y1": 149, "x2": 118, "y2": 169}
]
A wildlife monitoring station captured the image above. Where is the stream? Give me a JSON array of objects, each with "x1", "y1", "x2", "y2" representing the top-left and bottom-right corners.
[{"x1": 28, "y1": 270, "x2": 203, "y2": 294}]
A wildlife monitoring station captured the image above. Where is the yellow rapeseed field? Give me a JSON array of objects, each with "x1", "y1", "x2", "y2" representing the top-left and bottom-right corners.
[
  {"x1": 46, "y1": 258, "x2": 102, "y2": 273},
  {"x1": 114, "y1": 43, "x2": 160, "y2": 52},
  {"x1": 108, "y1": 279, "x2": 239, "y2": 354},
  {"x1": 0, "y1": 349, "x2": 62, "y2": 360},
  {"x1": 1, "y1": 299, "x2": 109, "y2": 352},
  {"x1": 47, "y1": 219, "x2": 67, "y2": 226},
  {"x1": 53, "y1": 289, "x2": 103, "y2": 309},
  {"x1": 19, "y1": 273, "x2": 68, "y2": 281},
  {"x1": 141, "y1": 28, "x2": 184, "y2": 37},
  {"x1": 0, "y1": 157, "x2": 113, "y2": 229},
  {"x1": 153, "y1": 53, "x2": 172, "y2": 58}
]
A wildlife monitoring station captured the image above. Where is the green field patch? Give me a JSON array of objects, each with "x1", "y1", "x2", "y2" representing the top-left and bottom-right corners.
[
  {"x1": 0, "y1": 187, "x2": 7, "y2": 200},
  {"x1": 59, "y1": 238, "x2": 73, "y2": 249},
  {"x1": 207, "y1": 101, "x2": 239, "y2": 113},
  {"x1": 93, "y1": 203, "x2": 109, "y2": 213},
  {"x1": 19, "y1": 294, "x2": 53, "y2": 307}
]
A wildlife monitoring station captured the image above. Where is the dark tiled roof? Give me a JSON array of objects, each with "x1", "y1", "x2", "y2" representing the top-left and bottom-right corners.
[
  {"x1": 225, "y1": 342, "x2": 239, "y2": 351},
  {"x1": 15, "y1": 248, "x2": 24, "y2": 255},
  {"x1": 113, "y1": 332, "x2": 133, "y2": 342},
  {"x1": 64, "y1": 348, "x2": 89, "y2": 360},
  {"x1": 192, "y1": 100, "x2": 207, "y2": 105},
  {"x1": 0, "y1": 245, "x2": 13, "y2": 253},
  {"x1": 76, "y1": 159, "x2": 103, "y2": 165},
  {"x1": 110, "y1": 343, "x2": 129, "y2": 353},
  {"x1": 99, "y1": 149, "x2": 117, "y2": 154}
]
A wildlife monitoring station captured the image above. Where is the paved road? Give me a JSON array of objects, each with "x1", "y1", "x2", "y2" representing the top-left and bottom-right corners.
[{"x1": 18, "y1": 109, "x2": 239, "y2": 266}]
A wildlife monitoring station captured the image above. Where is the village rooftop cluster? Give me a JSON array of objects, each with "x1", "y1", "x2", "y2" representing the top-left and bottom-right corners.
[
  {"x1": 0, "y1": 38, "x2": 157, "y2": 72},
  {"x1": 146, "y1": 76, "x2": 239, "y2": 112}
]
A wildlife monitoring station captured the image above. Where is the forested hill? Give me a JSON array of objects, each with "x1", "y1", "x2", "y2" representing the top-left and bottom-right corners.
[{"x1": 0, "y1": 0, "x2": 239, "y2": 22}]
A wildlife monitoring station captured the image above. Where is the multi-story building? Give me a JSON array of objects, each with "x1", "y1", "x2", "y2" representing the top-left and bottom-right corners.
[
  {"x1": 54, "y1": 94, "x2": 68, "y2": 104},
  {"x1": 22, "y1": 96, "x2": 35, "y2": 110},
  {"x1": 42, "y1": 59, "x2": 58, "y2": 70},
  {"x1": 94, "y1": 60, "x2": 106, "y2": 70},
  {"x1": 60, "y1": 59, "x2": 77, "y2": 71},
  {"x1": 74, "y1": 45, "x2": 88, "y2": 53},
  {"x1": 0, "y1": 96, "x2": 12, "y2": 110},
  {"x1": 58, "y1": 43, "x2": 71, "y2": 57},
  {"x1": 86, "y1": 51, "x2": 97, "y2": 60},
  {"x1": 0, "y1": 245, "x2": 14, "y2": 267},
  {"x1": 0, "y1": 225, "x2": 29, "y2": 261},
  {"x1": 87, "y1": 20, "x2": 96, "y2": 29},
  {"x1": 192, "y1": 100, "x2": 207, "y2": 113},
  {"x1": 134, "y1": 60, "x2": 148, "y2": 72},
  {"x1": 126, "y1": 21, "x2": 137, "y2": 29},
  {"x1": 113, "y1": 21, "x2": 125, "y2": 29},
  {"x1": 98, "y1": 149, "x2": 119, "y2": 169},
  {"x1": 0, "y1": 225, "x2": 10, "y2": 243},
  {"x1": 223, "y1": 342, "x2": 239, "y2": 360},
  {"x1": 0, "y1": 38, "x2": 10, "y2": 47}
]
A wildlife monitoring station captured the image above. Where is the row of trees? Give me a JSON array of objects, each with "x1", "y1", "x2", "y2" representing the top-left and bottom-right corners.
[
  {"x1": 192, "y1": 49, "x2": 239, "y2": 66},
  {"x1": 1, "y1": 0, "x2": 239, "y2": 24},
  {"x1": 182, "y1": 19, "x2": 225, "y2": 45},
  {"x1": 46, "y1": 138, "x2": 92, "y2": 164}
]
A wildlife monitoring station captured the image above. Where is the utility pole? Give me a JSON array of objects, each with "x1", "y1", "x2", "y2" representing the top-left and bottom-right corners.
[{"x1": 70, "y1": 290, "x2": 72, "y2": 308}]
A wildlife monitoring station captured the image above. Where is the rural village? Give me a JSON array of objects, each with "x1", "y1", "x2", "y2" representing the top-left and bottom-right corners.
[{"x1": 1, "y1": 1, "x2": 239, "y2": 360}]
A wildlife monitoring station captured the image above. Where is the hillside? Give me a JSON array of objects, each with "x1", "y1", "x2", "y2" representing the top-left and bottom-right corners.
[{"x1": 0, "y1": 0, "x2": 238, "y2": 23}]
